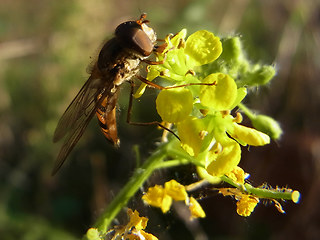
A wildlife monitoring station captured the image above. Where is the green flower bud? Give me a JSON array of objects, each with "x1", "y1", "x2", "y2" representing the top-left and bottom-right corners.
[
  {"x1": 251, "y1": 114, "x2": 283, "y2": 140},
  {"x1": 242, "y1": 65, "x2": 276, "y2": 86},
  {"x1": 220, "y1": 36, "x2": 243, "y2": 63},
  {"x1": 86, "y1": 228, "x2": 101, "y2": 240}
]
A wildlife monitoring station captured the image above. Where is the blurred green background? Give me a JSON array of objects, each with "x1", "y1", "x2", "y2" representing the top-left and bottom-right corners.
[{"x1": 1, "y1": 0, "x2": 319, "y2": 239}]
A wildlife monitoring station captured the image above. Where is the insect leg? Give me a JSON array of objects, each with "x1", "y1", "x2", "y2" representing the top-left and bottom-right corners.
[
  {"x1": 136, "y1": 75, "x2": 217, "y2": 90},
  {"x1": 126, "y1": 80, "x2": 180, "y2": 141}
]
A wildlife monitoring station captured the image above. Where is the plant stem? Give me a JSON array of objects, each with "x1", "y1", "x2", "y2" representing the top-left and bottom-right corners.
[
  {"x1": 221, "y1": 175, "x2": 299, "y2": 202},
  {"x1": 91, "y1": 144, "x2": 167, "y2": 235},
  {"x1": 157, "y1": 159, "x2": 190, "y2": 169},
  {"x1": 243, "y1": 183, "x2": 298, "y2": 202},
  {"x1": 237, "y1": 103, "x2": 254, "y2": 119}
]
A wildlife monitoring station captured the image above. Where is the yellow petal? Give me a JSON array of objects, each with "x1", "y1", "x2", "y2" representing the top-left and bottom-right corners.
[
  {"x1": 140, "y1": 230, "x2": 159, "y2": 240},
  {"x1": 197, "y1": 167, "x2": 222, "y2": 184},
  {"x1": 226, "y1": 166, "x2": 245, "y2": 184},
  {"x1": 156, "y1": 88, "x2": 193, "y2": 123},
  {"x1": 160, "y1": 195, "x2": 173, "y2": 213},
  {"x1": 164, "y1": 180, "x2": 188, "y2": 201},
  {"x1": 177, "y1": 117, "x2": 206, "y2": 156},
  {"x1": 200, "y1": 73, "x2": 237, "y2": 111},
  {"x1": 236, "y1": 195, "x2": 259, "y2": 217},
  {"x1": 142, "y1": 185, "x2": 172, "y2": 213},
  {"x1": 188, "y1": 197, "x2": 206, "y2": 218},
  {"x1": 206, "y1": 139, "x2": 241, "y2": 177},
  {"x1": 185, "y1": 30, "x2": 222, "y2": 66},
  {"x1": 142, "y1": 185, "x2": 166, "y2": 208},
  {"x1": 127, "y1": 209, "x2": 148, "y2": 230},
  {"x1": 231, "y1": 123, "x2": 270, "y2": 146}
]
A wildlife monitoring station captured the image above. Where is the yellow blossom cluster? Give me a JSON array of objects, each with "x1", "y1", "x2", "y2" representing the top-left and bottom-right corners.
[{"x1": 135, "y1": 29, "x2": 270, "y2": 180}]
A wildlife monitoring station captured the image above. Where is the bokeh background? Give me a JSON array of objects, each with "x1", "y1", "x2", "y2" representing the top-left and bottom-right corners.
[{"x1": 1, "y1": 0, "x2": 319, "y2": 239}]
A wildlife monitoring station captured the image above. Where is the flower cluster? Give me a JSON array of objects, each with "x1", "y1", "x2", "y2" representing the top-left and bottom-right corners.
[
  {"x1": 142, "y1": 180, "x2": 205, "y2": 219},
  {"x1": 85, "y1": 27, "x2": 301, "y2": 240},
  {"x1": 137, "y1": 29, "x2": 270, "y2": 179},
  {"x1": 87, "y1": 209, "x2": 158, "y2": 240}
]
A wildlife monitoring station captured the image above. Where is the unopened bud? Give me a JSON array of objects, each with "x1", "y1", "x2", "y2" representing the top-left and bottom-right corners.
[{"x1": 251, "y1": 114, "x2": 283, "y2": 140}]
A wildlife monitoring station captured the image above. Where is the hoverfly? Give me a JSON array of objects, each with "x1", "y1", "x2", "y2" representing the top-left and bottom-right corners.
[{"x1": 52, "y1": 14, "x2": 158, "y2": 175}]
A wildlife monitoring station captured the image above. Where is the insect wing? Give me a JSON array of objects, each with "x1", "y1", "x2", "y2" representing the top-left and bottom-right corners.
[{"x1": 52, "y1": 76, "x2": 106, "y2": 175}]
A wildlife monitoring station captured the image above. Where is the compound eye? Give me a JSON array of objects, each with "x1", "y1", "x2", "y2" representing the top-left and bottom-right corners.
[
  {"x1": 115, "y1": 21, "x2": 154, "y2": 56},
  {"x1": 131, "y1": 27, "x2": 153, "y2": 56}
]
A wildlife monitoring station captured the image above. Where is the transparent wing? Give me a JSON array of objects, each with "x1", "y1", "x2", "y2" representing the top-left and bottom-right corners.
[{"x1": 52, "y1": 75, "x2": 108, "y2": 175}]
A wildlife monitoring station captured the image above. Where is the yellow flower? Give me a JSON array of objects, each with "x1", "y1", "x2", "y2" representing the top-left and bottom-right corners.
[
  {"x1": 142, "y1": 185, "x2": 172, "y2": 213},
  {"x1": 104, "y1": 209, "x2": 158, "y2": 240},
  {"x1": 127, "y1": 209, "x2": 148, "y2": 231},
  {"x1": 226, "y1": 166, "x2": 246, "y2": 185},
  {"x1": 188, "y1": 197, "x2": 206, "y2": 219},
  {"x1": 185, "y1": 30, "x2": 222, "y2": 67},
  {"x1": 143, "y1": 180, "x2": 207, "y2": 220},
  {"x1": 236, "y1": 195, "x2": 259, "y2": 217},
  {"x1": 164, "y1": 179, "x2": 188, "y2": 201}
]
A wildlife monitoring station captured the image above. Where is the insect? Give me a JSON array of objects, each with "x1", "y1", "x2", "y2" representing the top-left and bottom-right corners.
[{"x1": 52, "y1": 14, "x2": 158, "y2": 175}]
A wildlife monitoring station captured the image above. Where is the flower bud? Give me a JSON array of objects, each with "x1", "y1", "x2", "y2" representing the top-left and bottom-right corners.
[
  {"x1": 251, "y1": 114, "x2": 283, "y2": 140},
  {"x1": 243, "y1": 65, "x2": 276, "y2": 86}
]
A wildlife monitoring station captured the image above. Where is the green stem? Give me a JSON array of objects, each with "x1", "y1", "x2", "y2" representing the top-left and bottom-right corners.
[
  {"x1": 243, "y1": 183, "x2": 298, "y2": 202},
  {"x1": 220, "y1": 175, "x2": 242, "y2": 188},
  {"x1": 221, "y1": 175, "x2": 299, "y2": 202},
  {"x1": 90, "y1": 143, "x2": 167, "y2": 235},
  {"x1": 157, "y1": 159, "x2": 190, "y2": 169},
  {"x1": 237, "y1": 103, "x2": 254, "y2": 119}
]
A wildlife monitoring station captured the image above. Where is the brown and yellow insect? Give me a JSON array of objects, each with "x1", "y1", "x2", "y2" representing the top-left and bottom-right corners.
[{"x1": 52, "y1": 14, "x2": 157, "y2": 175}]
